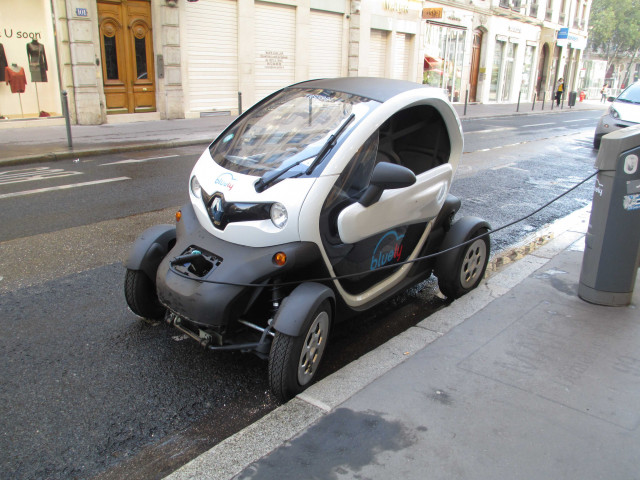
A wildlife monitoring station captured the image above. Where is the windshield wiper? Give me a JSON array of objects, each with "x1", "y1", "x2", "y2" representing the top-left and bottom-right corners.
[
  {"x1": 254, "y1": 113, "x2": 356, "y2": 192},
  {"x1": 304, "y1": 113, "x2": 355, "y2": 175}
]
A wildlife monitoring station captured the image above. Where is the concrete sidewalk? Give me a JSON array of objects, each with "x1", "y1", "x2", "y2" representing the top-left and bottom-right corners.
[
  {"x1": 0, "y1": 99, "x2": 607, "y2": 167},
  {"x1": 165, "y1": 206, "x2": 640, "y2": 480}
]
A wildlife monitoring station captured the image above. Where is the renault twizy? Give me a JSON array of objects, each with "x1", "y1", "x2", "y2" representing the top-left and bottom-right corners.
[{"x1": 124, "y1": 78, "x2": 490, "y2": 401}]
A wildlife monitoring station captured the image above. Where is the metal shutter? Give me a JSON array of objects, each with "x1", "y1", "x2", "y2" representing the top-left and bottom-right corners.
[
  {"x1": 392, "y1": 32, "x2": 409, "y2": 80},
  {"x1": 255, "y1": 2, "x2": 296, "y2": 101},
  {"x1": 184, "y1": 0, "x2": 238, "y2": 114},
  {"x1": 369, "y1": 29, "x2": 388, "y2": 78},
  {"x1": 309, "y1": 9, "x2": 343, "y2": 79}
]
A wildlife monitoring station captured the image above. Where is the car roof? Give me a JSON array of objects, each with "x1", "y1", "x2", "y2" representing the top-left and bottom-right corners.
[{"x1": 286, "y1": 77, "x2": 434, "y2": 103}]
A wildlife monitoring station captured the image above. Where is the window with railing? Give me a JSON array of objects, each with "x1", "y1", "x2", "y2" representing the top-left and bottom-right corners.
[
  {"x1": 559, "y1": 12, "x2": 566, "y2": 24},
  {"x1": 530, "y1": 2, "x2": 539, "y2": 17},
  {"x1": 499, "y1": 0, "x2": 510, "y2": 8},
  {"x1": 545, "y1": 9, "x2": 553, "y2": 20},
  {"x1": 511, "y1": 0, "x2": 522, "y2": 11}
]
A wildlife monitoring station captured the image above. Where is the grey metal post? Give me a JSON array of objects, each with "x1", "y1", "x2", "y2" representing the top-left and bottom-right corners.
[
  {"x1": 464, "y1": 89, "x2": 468, "y2": 116},
  {"x1": 541, "y1": 91, "x2": 546, "y2": 110},
  {"x1": 517, "y1": 91, "x2": 521, "y2": 112},
  {"x1": 238, "y1": 92, "x2": 243, "y2": 115},
  {"x1": 579, "y1": 125, "x2": 640, "y2": 306},
  {"x1": 531, "y1": 92, "x2": 536, "y2": 111},
  {"x1": 61, "y1": 90, "x2": 73, "y2": 148}
]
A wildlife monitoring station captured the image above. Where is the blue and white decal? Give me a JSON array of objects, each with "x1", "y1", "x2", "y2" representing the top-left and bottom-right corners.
[
  {"x1": 371, "y1": 230, "x2": 404, "y2": 271},
  {"x1": 215, "y1": 172, "x2": 236, "y2": 191}
]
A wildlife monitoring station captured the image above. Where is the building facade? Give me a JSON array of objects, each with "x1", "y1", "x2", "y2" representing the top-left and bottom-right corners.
[{"x1": 0, "y1": 0, "x2": 593, "y2": 125}]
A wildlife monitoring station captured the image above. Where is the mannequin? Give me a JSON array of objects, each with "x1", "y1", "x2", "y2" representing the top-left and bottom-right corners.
[
  {"x1": 26, "y1": 39, "x2": 48, "y2": 82},
  {"x1": 0, "y1": 43, "x2": 7, "y2": 82}
]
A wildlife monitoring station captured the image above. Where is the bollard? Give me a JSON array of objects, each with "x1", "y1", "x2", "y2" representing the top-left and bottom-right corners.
[
  {"x1": 517, "y1": 91, "x2": 521, "y2": 112},
  {"x1": 579, "y1": 125, "x2": 640, "y2": 306},
  {"x1": 531, "y1": 92, "x2": 537, "y2": 111},
  {"x1": 464, "y1": 89, "x2": 468, "y2": 116},
  {"x1": 61, "y1": 90, "x2": 73, "y2": 148},
  {"x1": 238, "y1": 92, "x2": 243, "y2": 115},
  {"x1": 541, "y1": 91, "x2": 546, "y2": 110}
]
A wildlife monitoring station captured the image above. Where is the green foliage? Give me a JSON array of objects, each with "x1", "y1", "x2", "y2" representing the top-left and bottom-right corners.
[{"x1": 589, "y1": 0, "x2": 640, "y2": 62}]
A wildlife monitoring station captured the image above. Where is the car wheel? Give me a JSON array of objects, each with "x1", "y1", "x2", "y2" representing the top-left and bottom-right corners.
[
  {"x1": 268, "y1": 300, "x2": 331, "y2": 402},
  {"x1": 124, "y1": 269, "x2": 165, "y2": 320},
  {"x1": 436, "y1": 226, "x2": 490, "y2": 299}
]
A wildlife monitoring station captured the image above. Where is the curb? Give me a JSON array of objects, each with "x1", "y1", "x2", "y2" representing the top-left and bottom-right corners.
[
  {"x1": 163, "y1": 205, "x2": 591, "y2": 480},
  {"x1": 0, "y1": 137, "x2": 213, "y2": 168}
]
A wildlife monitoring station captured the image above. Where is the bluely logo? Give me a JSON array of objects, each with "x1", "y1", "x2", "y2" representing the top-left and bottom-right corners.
[
  {"x1": 215, "y1": 173, "x2": 236, "y2": 191},
  {"x1": 370, "y1": 231, "x2": 404, "y2": 271}
]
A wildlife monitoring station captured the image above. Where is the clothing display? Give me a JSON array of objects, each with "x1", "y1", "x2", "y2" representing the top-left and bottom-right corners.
[
  {"x1": 0, "y1": 44, "x2": 7, "y2": 82},
  {"x1": 5, "y1": 65, "x2": 27, "y2": 93},
  {"x1": 26, "y1": 40, "x2": 48, "y2": 82}
]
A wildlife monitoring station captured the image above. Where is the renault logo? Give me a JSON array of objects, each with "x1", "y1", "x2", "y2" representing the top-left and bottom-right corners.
[{"x1": 209, "y1": 194, "x2": 225, "y2": 228}]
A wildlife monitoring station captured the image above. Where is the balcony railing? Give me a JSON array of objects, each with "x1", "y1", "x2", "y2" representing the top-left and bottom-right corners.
[
  {"x1": 559, "y1": 12, "x2": 566, "y2": 24},
  {"x1": 499, "y1": 0, "x2": 510, "y2": 8},
  {"x1": 545, "y1": 9, "x2": 553, "y2": 20},
  {"x1": 529, "y1": 3, "x2": 539, "y2": 17}
]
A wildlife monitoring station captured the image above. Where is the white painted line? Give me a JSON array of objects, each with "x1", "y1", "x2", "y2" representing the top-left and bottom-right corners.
[
  {"x1": 100, "y1": 154, "x2": 179, "y2": 166},
  {"x1": 465, "y1": 127, "x2": 517, "y2": 135},
  {"x1": 521, "y1": 122, "x2": 554, "y2": 127},
  {"x1": 0, "y1": 167, "x2": 82, "y2": 185},
  {"x1": 0, "y1": 177, "x2": 131, "y2": 199},
  {"x1": 563, "y1": 119, "x2": 588, "y2": 123},
  {"x1": 491, "y1": 162, "x2": 515, "y2": 170}
]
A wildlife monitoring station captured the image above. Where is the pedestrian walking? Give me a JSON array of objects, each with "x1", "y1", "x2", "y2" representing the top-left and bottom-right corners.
[
  {"x1": 600, "y1": 84, "x2": 608, "y2": 102},
  {"x1": 555, "y1": 78, "x2": 564, "y2": 106}
]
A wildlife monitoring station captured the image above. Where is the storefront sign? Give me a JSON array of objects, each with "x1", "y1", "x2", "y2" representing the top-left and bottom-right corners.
[
  {"x1": 0, "y1": 28, "x2": 42, "y2": 40},
  {"x1": 557, "y1": 28, "x2": 586, "y2": 49},
  {"x1": 260, "y1": 51, "x2": 287, "y2": 69},
  {"x1": 383, "y1": 1, "x2": 410, "y2": 14},
  {"x1": 422, "y1": 7, "x2": 443, "y2": 19},
  {"x1": 557, "y1": 28, "x2": 569, "y2": 39}
]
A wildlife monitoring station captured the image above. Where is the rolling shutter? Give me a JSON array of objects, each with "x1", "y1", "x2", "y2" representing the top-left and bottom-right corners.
[
  {"x1": 392, "y1": 32, "x2": 410, "y2": 80},
  {"x1": 184, "y1": 0, "x2": 238, "y2": 114},
  {"x1": 309, "y1": 9, "x2": 343, "y2": 79},
  {"x1": 255, "y1": 2, "x2": 296, "y2": 101},
  {"x1": 369, "y1": 29, "x2": 388, "y2": 78}
]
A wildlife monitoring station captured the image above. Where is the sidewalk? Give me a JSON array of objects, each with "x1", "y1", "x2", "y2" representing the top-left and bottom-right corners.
[
  {"x1": 0, "y1": 99, "x2": 607, "y2": 167},
  {"x1": 165, "y1": 206, "x2": 640, "y2": 480}
]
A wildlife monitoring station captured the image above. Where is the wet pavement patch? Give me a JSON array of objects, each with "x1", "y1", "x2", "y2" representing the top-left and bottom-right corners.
[{"x1": 234, "y1": 408, "x2": 417, "y2": 480}]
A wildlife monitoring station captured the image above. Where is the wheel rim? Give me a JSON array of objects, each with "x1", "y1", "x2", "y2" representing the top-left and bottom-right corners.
[
  {"x1": 297, "y1": 311, "x2": 330, "y2": 386},
  {"x1": 459, "y1": 238, "x2": 487, "y2": 289}
]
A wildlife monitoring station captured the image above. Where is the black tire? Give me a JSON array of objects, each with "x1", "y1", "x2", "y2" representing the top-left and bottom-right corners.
[
  {"x1": 268, "y1": 300, "x2": 331, "y2": 402},
  {"x1": 436, "y1": 227, "x2": 490, "y2": 300},
  {"x1": 124, "y1": 269, "x2": 165, "y2": 320}
]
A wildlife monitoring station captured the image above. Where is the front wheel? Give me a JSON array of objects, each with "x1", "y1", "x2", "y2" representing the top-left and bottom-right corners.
[
  {"x1": 436, "y1": 226, "x2": 490, "y2": 300},
  {"x1": 268, "y1": 300, "x2": 331, "y2": 402},
  {"x1": 124, "y1": 269, "x2": 165, "y2": 320}
]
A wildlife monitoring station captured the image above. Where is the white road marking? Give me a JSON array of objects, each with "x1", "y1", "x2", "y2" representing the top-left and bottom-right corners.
[
  {"x1": 465, "y1": 127, "x2": 517, "y2": 134},
  {"x1": 0, "y1": 177, "x2": 131, "y2": 200},
  {"x1": 491, "y1": 163, "x2": 528, "y2": 172},
  {"x1": 99, "y1": 154, "x2": 179, "y2": 166},
  {"x1": 0, "y1": 167, "x2": 82, "y2": 185},
  {"x1": 521, "y1": 122, "x2": 554, "y2": 127},
  {"x1": 563, "y1": 119, "x2": 588, "y2": 123}
]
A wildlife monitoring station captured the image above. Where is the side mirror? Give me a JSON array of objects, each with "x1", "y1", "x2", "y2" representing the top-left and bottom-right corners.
[
  {"x1": 608, "y1": 96, "x2": 616, "y2": 102},
  {"x1": 358, "y1": 162, "x2": 416, "y2": 207}
]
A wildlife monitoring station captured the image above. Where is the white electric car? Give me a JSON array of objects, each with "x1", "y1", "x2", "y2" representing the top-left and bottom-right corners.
[{"x1": 124, "y1": 77, "x2": 490, "y2": 401}]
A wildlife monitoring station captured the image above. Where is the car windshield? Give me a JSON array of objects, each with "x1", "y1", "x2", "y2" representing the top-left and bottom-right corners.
[
  {"x1": 209, "y1": 88, "x2": 378, "y2": 177},
  {"x1": 616, "y1": 83, "x2": 640, "y2": 104}
]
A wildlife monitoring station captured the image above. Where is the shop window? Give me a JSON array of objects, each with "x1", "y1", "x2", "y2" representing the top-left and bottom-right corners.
[
  {"x1": 489, "y1": 40, "x2": 505, "y2": 102},
  {"x1": 135, "y1": 36, "x2": 147, "y2": 80},
  {"x1": 104, "y1": 35, "x2": 119, "y2": 80}
]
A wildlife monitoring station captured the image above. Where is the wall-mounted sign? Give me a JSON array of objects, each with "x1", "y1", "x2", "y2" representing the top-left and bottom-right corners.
[
  {"x1": 384, "y1": 1, "x2": 411, "y2": 14},
  {"x1": 422, "y1": 7, "x2": 443, "y2": 19},
  {"x1": 75, "y1": 8, "x2": 88, "y2": 17}
]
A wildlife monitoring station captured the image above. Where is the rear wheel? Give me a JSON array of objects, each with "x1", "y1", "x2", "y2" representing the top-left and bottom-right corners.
[
  {"x1": 436, "y1": 226, "x2": 490, "y2": 299},
  {"x1": 268, "y1": 300, "x2": 331, "y2": 402},
  {"x1": 124, "y1": 269, "x2": 165, "y2": 320}
]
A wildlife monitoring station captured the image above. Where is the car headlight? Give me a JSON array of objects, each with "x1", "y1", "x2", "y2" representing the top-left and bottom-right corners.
[
  {"x1": 270, "y1": 202, "x2": 288, "y2": 229},
  {"x1": 609, "y1": 106, "x2": 620, "y2": 119},
  {"x1": 190, "y1": 175, "x2": 202, "y2": 198}
]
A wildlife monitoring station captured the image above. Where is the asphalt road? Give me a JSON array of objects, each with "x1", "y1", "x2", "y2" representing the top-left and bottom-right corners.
[{"x1": 0, "y1": 110, "x2": 602, "y2": 479}]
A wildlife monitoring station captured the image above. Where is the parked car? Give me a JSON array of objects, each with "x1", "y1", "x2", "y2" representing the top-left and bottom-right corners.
[
  {"x1": 124, "y1": 77, "x2": 491, "y2": 401},
  {"x1": 594, "y1": 81, "x2": 640, "y2": 148}
]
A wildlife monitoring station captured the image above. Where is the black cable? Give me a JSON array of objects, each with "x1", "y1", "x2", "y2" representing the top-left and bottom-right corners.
[{"x1": 168, "y1": 171, "x2": 598, "y2": 288}]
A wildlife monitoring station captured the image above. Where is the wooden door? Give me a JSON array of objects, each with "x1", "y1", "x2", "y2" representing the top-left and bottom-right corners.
[
  {"x1": 98, "y1": 0, "x2": 155, "y2": 114},
  {"x1": 468, "y1": 29, "x2": 483, "y2": 102}
]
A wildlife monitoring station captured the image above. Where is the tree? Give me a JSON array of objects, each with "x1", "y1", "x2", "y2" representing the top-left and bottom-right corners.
[{"x1": 588, "y1": 0, "x2": 640, "y2": 85}]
